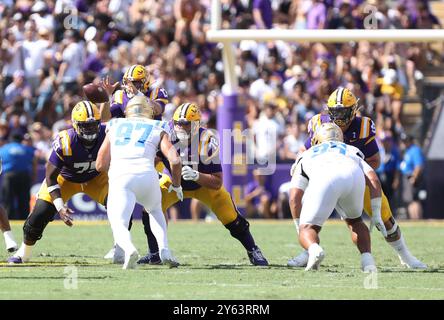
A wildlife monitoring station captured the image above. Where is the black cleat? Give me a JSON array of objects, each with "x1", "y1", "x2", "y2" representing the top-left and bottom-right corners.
[
  {"x1": 137, "y1": 252, "x2": 161, "y2": 265},
  {"x1": 248, "y1": 247, "x2": 269, "y2": 266}
]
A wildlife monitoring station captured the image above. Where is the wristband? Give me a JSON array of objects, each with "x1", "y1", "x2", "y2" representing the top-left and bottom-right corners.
[
  {"x1": 47, "y1": 184, "x2": 60, "y2": 193},
  {"x1": 371, "y1": 197, "x2": 382, "y2": 216},
  {"x1": 53, "y1": 198, "x2": 64, "y2": 212}
]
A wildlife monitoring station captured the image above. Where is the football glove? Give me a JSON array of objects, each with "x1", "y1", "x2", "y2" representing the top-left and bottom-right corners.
[
  {"x1": 168, "y1": 184, "x2": 183, "y2": 201},
  {"x1": 182, "y1": 165, "x2": 200, "y2": 181}
]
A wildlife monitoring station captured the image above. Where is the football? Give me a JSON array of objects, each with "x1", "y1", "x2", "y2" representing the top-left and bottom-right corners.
[{"x1": 82, "y1": 83, "x2": 109, "y2": 103}]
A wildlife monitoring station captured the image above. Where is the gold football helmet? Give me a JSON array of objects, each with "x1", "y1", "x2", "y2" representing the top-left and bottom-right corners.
[
  {"x1": 125, "y1": 96, "x2": 155, "y2": 119},
  {"x1": 311, "y1": 123, "x2": 344, "y2": 146},
  {"x1": 173, "y1": 103, "x2": 201, "y2": 141},
  {"x1": 326, "y1": 87, "x2": 359, "y2": 127},
  {"x1": 122, "y1": 64, "x2": 152, "y2": 95},
  {"x1": 71, "y1": 101, "x2": 101, "y2": 142}
]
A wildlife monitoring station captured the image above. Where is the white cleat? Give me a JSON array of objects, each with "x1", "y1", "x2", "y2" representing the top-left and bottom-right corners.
[
  {"x1": 399, "y1": 256, "x2": 428, "y2": 270},
  {"x1": 104, "y1": 247, "x2": 115, "y2": 260},
  {"x1": 104, "y1": 245, "x2": 125, "y2": 264},
  {"x1": 305, "y1": 246, "x2": 325, "y2": 271},
  {"x1": 5, "y1": 239, "x2": 18, "y2": 253},
  {"x1": 287, "y1": 250, "x2": 309, "y2": 267},
  {"x1": 363, "y1": 264, "x2": 377, "y2": 273},
  {"x1": 160, "y1": 248, "x2": 180, "y2": 268},
  {"x1": 122, "y1": 250, "x2": 139, "y2": 270},
  {"x1": 361, "y1": 252, "x2": 377, "y2": 273}
]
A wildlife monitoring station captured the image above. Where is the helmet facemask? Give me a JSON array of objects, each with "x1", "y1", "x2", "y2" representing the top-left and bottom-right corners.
[
  {"x1": 327, "y1": 104, "x2": 357, "y2": 128},
  {"x1": 174, "y1": 119, "x2": 199, "y2": 143},
  {"x1": 75, "y1": 120, "x2": 100, "y2": 143}
]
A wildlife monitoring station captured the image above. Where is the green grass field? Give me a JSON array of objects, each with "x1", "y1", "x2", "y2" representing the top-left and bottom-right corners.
[{"x1": 0, "y1": 220, "x2": 443, "y2": 300}]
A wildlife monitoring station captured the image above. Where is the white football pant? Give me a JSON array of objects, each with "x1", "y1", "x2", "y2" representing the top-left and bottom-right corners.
[
  {"x1": 300, "y1": 165, "x2": 365, "y2": 226},
  {"x1": 107, "y1": 171, "x2": 169, "y2": 255}
]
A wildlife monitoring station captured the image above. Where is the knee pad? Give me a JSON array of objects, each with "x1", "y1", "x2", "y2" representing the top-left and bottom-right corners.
[
  {"x1": 23, "y1": 200, "x2": 57, "y2": 243},
  {"x1": 225, "y1": 214, "x2": 250, "y2": 238}
]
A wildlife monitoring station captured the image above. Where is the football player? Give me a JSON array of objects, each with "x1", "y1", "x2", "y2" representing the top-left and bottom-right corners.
[
  {"x1": 8, "y1": 101, "x2": 108, "y2": 264},
  {"x1": 100, "y1": 64, "x2": 168, "y2": 121},
  {"x1": 290, "y1": 123, "x2": 386, "y2": 271},
  {"x1": 288, "y1": 87, "x2": 427, "y2": 269},
  {"x1": 100, "y1": 64, "x2": 169, "y2": 263},
  {"x1": 139, "y1": 103, "x2": 269, "y2": 266},
  {"x1": 96, "y1": 97, "x2": 182, "y2": 269}
]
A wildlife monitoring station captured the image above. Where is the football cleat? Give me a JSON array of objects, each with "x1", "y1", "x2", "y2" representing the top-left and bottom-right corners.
[
  {"x1": 5, "y1": 239, "x2": 18, "y2": 253},
  {"x1": 287, "y1": 250, "x2": 309, "y2": 267},
  {"x1": 399, "y1": 255, "x2": 428, "y2": 270},
  {"x1": 104, "y1": 245, "x2": 125, "y2": 264},
  {"x1": 122, "y1": 250, "x2": 139, "y2": 270},
  {"x1": 7, "y1": 256, "x2": 23, "y2": 264},
  {"x1": 361, "y1": 252, "x2": 377, "y2": 273},
  {"x1": 137, "y1": 252, "x2": 161, "y2": 265},
  {"x1": 104, "y1": 246, "x2": 115, "y2": 259},
  {"x1": 305, "y1": 245, "x2": 325, "y2": 271},
  {"x1": 248, "y1": 247, "x2": 269, "y2": 266},
  {"x1": 160, "y1": 248, "x2": 180, "y2": 268}
]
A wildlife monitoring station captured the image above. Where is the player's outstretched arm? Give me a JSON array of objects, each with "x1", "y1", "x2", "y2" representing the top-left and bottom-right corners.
[
  {"x1": 159, "y1": 133, "x2": 181, "y2": 187},
  {"x1": 181, "y1": 165, "x2": 223, "y2": 190},
  {"x1": 100, "y1": 76, "x2": 119, "y2": 122},
  {"x1": 365, "y1": 151, "x2": 381, "y2": 170},
  {"x1": 45, "y1": 162, "x2": 73, "y2": 227},
  {"x1": 361, "y1": 161, "x2": 387, "y2": 237},
  {"x1": 96, "y1": 135, "x2": 111, "y2": 173}
]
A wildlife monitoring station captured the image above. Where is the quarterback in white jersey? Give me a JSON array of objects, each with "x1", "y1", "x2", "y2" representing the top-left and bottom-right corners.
[
  {"x1": 289, "y1": 123, "x2": 387, "y2": 271},
  {"x1": 96, "y1": 96, "x2": 183, "y2": 269}
]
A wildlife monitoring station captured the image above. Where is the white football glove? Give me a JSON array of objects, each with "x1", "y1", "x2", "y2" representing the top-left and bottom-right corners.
[
  {"x1": 181, "y1": 166, "x2": 200, "y2": 181},
  {"x1": 370, "y1": 215, "x2": 387, "y2": 238},
  {"x1": 168, "y1": 184, "x2": 183, "y2": 202}
]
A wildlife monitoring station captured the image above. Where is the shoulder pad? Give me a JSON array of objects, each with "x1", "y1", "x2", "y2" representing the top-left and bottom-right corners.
[
  {"x1": 199, "y1": 129, "x2": 219, "y2": 160},
  {"x1": 307, "y1": 114, "x2": 322, "y2": 134}
]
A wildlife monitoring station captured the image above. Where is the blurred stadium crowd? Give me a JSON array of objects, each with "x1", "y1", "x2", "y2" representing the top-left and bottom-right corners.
[{"x1": 0, "y1": 0, "x2": 442, "y2": 220}]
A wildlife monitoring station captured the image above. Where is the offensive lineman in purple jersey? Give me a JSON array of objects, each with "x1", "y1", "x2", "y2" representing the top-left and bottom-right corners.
[
  {"x1": 138, "y1": 103, "x2": 269, "y2": 266},
  {"x1": 8, "y1": 101, "x2": 108, "y2": 264},
  {"x1": 288, "y1": 87, "x2": 426, "y2": 269},
  {"x1": 99, "y1": 64, "x2": 170, "y2": 264}
]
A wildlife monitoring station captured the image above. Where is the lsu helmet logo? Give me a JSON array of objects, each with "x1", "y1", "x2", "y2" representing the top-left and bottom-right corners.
[
  {"x1": 326, "y1": 87, "x2": 359, "y2": 128},
  {"x1": 123, "y1": 64, "x2": 152, "y2": 94}
]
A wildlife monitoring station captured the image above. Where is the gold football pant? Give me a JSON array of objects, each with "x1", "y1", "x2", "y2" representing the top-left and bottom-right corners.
[
  {"x1": 37, "y1": 171, "x2": 108, "y2": 206},
  {"x1": 159, "y1": 174, "x2": 238, "y2": 225},
  {"x1": 363, "y1": 186, "x2": 393, "y2": 223}
]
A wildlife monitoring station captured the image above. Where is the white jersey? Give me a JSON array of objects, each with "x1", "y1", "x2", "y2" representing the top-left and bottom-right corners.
[
  {"x1": 291, "y1": 141, "x2": 372, "y2": 191},
  {"x1": 106, "y1": 118, "x2": 168, "y2": 176},
  {"x1": 291, "y1": 141, "x2": 373, "y2": 226}
]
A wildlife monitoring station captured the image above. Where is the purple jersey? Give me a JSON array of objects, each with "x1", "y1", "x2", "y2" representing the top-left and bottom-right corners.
[
  {"x1": 304, "y1": 113, "x2": 379, "y2": 159},
  {"x1": 159, "y1": 127, "x2": 221, "y2": 191},
  {"x1": 110, "y1": 85, "x2": 169, "y2": 121},
  {"x1": 48, "y1": 125, "x2": 106, "y2": 183}
]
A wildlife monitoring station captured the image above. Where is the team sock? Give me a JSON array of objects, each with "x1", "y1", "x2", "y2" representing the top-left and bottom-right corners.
[{"x1": 142, "y1": 211, "x2": 159, "y2": 254}]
